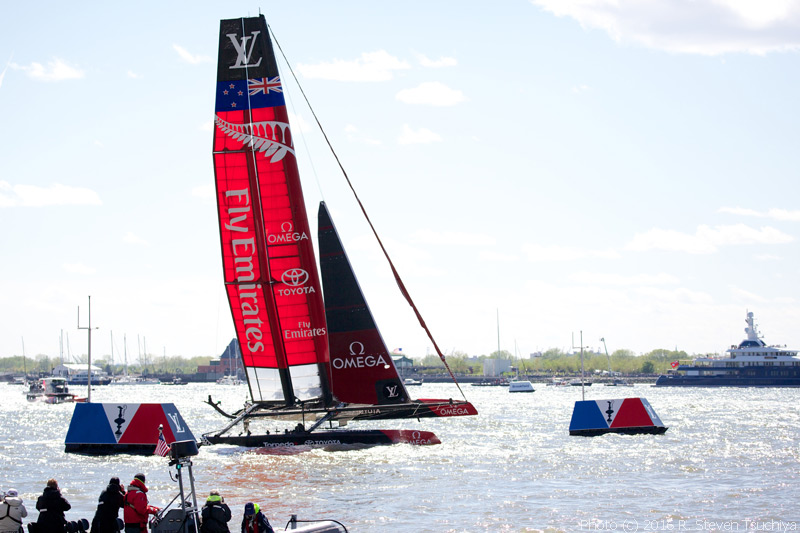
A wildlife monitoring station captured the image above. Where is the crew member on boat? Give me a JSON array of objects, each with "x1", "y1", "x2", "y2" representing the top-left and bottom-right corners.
[
  {"x1": 0, "y1": 489, "x2": 27, "y2": 533},
  {"x1": 123, "y1": 474, "x2": 159, "y2": 533},
  {"x1": 241, "y1": 503, "x2": 273, "y2": 533},
  {"x1": 200, "y1": 490, "x2": 231, "y2": 533}
]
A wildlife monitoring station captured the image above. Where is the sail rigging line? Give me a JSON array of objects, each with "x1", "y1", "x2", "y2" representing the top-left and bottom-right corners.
[
  {"x1": 268, "y1": 25, "x2": 466, "y2": 401},
  {"x1": 279, "y1": 61, "x2": 326, "y2": 204}
]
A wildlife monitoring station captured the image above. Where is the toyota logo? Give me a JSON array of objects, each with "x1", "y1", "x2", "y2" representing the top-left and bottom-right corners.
[{"x1": 281, "y1": 268, "x2": 309, "y2": 286}]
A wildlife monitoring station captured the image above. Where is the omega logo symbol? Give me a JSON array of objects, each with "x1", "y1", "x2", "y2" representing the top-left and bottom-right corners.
[
  {"x1": 281, "y1": 268, "x2": 309, "y2": 286},
  {"x1": 281, "y1": 222, "x2": 293, "y2": 233},
  {"x1": 349, "y1": 342, "x2": 365, "y2": 355},
  {"x1": 412, "y1": 431, "x2": 421, "y2": 440}
]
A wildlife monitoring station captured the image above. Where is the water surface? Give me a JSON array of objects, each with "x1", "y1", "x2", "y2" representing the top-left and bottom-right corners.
[{"x1": 1, "y1": 382, "x2": 798, "y2": 531}]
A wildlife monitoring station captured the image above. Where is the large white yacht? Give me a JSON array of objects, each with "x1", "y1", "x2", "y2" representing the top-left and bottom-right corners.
[{"x1": 655, "y1": 311, "x2": 800, "y2": 387}]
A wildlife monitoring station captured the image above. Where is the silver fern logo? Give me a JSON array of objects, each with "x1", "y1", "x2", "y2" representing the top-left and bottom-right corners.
[{"x1": 215, "y1": 115, "x2": 295, "y2": 163}]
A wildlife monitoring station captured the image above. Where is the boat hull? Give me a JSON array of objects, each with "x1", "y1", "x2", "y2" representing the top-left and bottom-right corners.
[
  {"x1": 67, "y1": 377, "x2": 112, "y2": 386},
  {"x1": 655, "y1": 367, "x2": 800, "y2": 387},
  {"x1": 203, "y1": 429, "x2": 440, "y2": 447},
  {"x1": 334, "y1": 400, "x2": 478, "y2": 421}
]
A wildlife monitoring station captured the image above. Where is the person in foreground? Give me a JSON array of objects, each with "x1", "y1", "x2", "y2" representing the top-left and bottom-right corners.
[
  {"x1": 240, "y1": 503, "x2": 273, "y2": 533},
  {"x1": 91, "y1": 477, "x2": 126, "y2": 533},
  {"x1": 35, "y1": 479, "x2": 71, "y2": 533},
  {"x1": 123, "y1": 474, "x2": 159, "y2": 533},
  {"x1": 0, "y1": 489, "x2": 28, "y2": 533},
  {"x1": 200, "y1": 490, "x2": 231, "y2": 533}
]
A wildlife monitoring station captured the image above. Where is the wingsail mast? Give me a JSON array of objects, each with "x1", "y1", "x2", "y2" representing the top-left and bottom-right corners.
[{"x1": 213, "y1": 15, "x2": 331, "y2": 407}]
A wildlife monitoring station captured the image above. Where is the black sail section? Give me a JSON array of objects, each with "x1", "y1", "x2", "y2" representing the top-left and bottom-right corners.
[{"x1": 318, "y1": 202, "x2": 408, "y2": 405}]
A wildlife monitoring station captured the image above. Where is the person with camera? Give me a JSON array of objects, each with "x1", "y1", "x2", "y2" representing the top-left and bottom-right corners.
[
  {"x1": 123, "y1": 475, "x2": 158, "y2": 533},
  {"x1": 199, "y1": 491, "x2": 231, "y2": 533},
  {"x1": 90, "y1": 477, "x2": 126, "y2": 533},
  {"x1": 0, "y1": 489, "x2": 27, "y2": 533},
  {"x1": 35, "y1": 479, "x2": 71, "y2": 533}
]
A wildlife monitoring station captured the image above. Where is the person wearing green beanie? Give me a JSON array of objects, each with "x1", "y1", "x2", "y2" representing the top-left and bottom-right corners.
[{"x1": 200, "y1": 491, "x2": 231, "y2": 533}]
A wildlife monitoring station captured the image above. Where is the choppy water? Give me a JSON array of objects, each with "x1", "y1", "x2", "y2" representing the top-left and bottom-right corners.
[{"x1": 1, "y1": 382, "x2": 799, "y2": 532}]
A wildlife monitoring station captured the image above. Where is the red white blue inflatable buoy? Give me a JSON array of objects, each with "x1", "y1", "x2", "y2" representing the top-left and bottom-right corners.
[
  {"x1": 64, "y1": 402, "x2": 195, "y2": 454},
  {"x1": 569, "y1": 397, "x2": 668, "y2": 436}
]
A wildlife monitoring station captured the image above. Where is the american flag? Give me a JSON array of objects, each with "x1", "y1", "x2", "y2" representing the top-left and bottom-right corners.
[
  {"x1": 154, "y1": 432, "x2": 170, "y2": 457},
  {"x1": 248, "y1": 76, "x2": 282, "y2": 95}
]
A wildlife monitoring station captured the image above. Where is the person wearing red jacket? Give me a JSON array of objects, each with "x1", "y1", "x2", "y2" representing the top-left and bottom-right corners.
[{"x1": 123, "y1": 474, "x2": 159, "y2": 533}]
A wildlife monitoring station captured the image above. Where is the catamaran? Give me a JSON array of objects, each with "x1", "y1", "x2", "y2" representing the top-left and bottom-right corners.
[{"x1": 202, "y1": 15, "x2": 477, "y2": 448}]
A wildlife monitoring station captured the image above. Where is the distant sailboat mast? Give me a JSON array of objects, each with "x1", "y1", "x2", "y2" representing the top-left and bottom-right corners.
[
  {"x1": 496, "y1": 308, "x2": 500, "y2": 354},
  {"x1": 572, "y1": 331, "x2": 587, "y2": 401},
  {"x1": 21, "y1": 337, "x2": 26, "y2": 379}
]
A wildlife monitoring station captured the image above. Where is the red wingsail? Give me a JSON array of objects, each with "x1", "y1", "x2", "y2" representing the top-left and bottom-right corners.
[{"x1": 212, "y1": 16, "x2": 329, "y2": 405}]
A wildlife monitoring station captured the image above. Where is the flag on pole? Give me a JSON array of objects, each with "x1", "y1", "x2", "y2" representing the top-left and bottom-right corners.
[{"x1": 154, "y1": 430, "x2": 170, "y2": 457}]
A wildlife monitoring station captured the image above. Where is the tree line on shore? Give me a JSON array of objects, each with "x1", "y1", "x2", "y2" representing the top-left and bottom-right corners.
[
  {"x1": 413, "y1": 348, "x2": 689, "y2": 375},
  {"x1": 0, "y1": 347, "x2": 689, "y2": 376},
  {"x1": 0, "y1": 354, "x2": 211, "y2": 375}
]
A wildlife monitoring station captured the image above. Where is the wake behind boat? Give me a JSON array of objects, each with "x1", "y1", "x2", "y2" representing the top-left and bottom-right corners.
[
  {"x1": 203, "y1": 15, "x2": 477, "y2": 449},
  {"x1": 655, "y1": 311, "x2": 800, "y2": 387}
]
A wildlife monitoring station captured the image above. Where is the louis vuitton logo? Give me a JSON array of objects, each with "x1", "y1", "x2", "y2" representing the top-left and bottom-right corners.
[
  {"x1": 168, "y1": 413, "x2": 185, "y2": 433},
  {"x1": 227, "y1": 31, "x2": 262, "y2": 69}
]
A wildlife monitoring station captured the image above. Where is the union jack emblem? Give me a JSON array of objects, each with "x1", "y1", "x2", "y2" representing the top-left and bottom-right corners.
[{"x1": 248, "y1": 76, "x2": 282, "y2": 95}]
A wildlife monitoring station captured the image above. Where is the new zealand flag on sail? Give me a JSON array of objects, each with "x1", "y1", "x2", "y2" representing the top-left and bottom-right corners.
[{"x1": 215, "y1": 77, "x2": 285, "y2": 112}]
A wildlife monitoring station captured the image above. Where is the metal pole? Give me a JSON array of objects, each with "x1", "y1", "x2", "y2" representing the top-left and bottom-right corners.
[
  {"x1": 580, "y1": 331, "x2": 585, "y2": 401},
  {"x1": 572, "y1": 331, "x2": 586, "y2": 401},
  {"x1": 78, "y1": 296, "x2": 99, "y2": 402}
]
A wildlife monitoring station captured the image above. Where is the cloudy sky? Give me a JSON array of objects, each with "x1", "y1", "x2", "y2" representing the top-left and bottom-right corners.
[{"x1": 2, "y1": 0, "x2": 800, "y2": 364}]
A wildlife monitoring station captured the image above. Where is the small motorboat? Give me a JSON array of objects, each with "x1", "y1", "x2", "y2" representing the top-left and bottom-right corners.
[
  {"x1": 26, "y1": 377, "x2": 78, "y2": 403},
  {"x1": 508, "y1": 380, "x2": 535, "y2": 393}
]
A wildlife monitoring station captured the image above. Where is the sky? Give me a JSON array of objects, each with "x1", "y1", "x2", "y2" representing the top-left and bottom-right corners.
[{"x1": 2, "y1": 0, "x2": 800, "y2": 364}]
